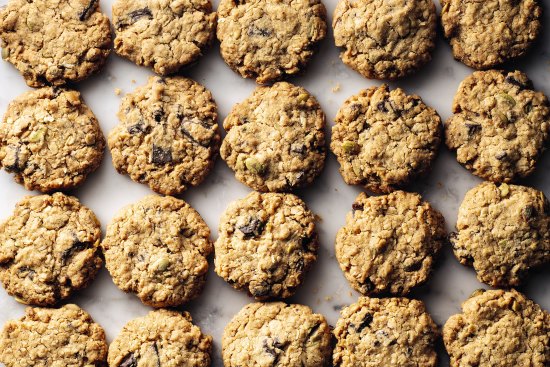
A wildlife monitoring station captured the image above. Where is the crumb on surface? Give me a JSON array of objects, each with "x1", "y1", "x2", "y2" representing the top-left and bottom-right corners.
[
  {"x1": 332, "y1": 83, "x2": 341, "y2": 93},
  {"x1": 114, "y1": 88, "x2": 122, "y2": 96}
]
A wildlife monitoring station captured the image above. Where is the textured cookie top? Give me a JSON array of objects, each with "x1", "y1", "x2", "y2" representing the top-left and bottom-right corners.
[
  {"x1": 333, "y1": 0, "x2": 437, "y2": 80},
  {"x1": 108, "y1": 309, "x2": 212, "y2": 367},
  {"x1": 0, "y1": 0, "x2": 112, "y2": 87},
  {"x1": 222, "y1": 302, "x2": 332, "y2": 367},
  {"x1": 331, "y1": 84, "x2": 441, "y2": 193},
  {"x1": 0, "y1": 304, "x2": 107, "y2": 367},
  {"x1": 336, "y1": 191, "x2": 445, "y2": 296},
  {"x1": 221, "y1": 82, "x2": 326, "y2": 192},
  {"x1": 333, "y1": 297, "x2": 439, "y2": 367},
  {"x1": 216, "y1": 0, "x2": 326, "y2": 84},
  {"x1": 108, "y1": 76, "x2": 220, "y2": 195},
  {"x1": 0, "y1": 193, "x2": 102, "y2": 306},
  {"x1": 443, "y1": 289, "x2": 550, "y2": 367},
  {"x1": 441, "y1": 0, "x2": 542, "y2": 69},
  {"x1": 450, "y1": 182, "x2": 550, "y2": 287},
  {"x1": 215, "y1": 191, "x2": 318, "y2": 300},
  {"x1": 0, "y1": 87, "x2": 105, "y2": 192},
  {"x1": 113, "y1": 0, "x2": 216, "y2": 75},
  {"x1": 445, "y1": 70, "x2": 550, "y2": 183},
  {"x1": 102, "y1": 195, "x2": 212, "y2": 308}
]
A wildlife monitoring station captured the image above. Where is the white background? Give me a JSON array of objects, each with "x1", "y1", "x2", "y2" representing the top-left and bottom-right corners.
[{"x1": 0, "y1": 0, "x2": 549, "y2": 366}]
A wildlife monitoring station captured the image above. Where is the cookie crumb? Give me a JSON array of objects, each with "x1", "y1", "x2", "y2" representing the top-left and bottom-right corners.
[
  {"x1": 114, "y1": 88, "x2": 122, "y2": 96},
  {"x1": 332, "y1": 83, "x2": 341, "y2": 93}
]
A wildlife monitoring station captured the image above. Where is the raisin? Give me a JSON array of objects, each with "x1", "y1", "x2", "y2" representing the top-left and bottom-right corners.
[
  {"x1": 505, "y1": 75, "x2": 532, "y2": 90},
  {"x1": 79, "y1": 0, "x2": 98, "y2": 21},
  {"x1": 4, "y1": 144, "x2": 23, "y2": 173},
  {"x1": 361, "y1": 278, "x2": 375, "y2": 293},
  {"x1": 127, "y1": 121, "x2": 148, "y2": 134},
  {"x1": 151, "y1": 145, "x2": 172, "y2": 165},
  {"x1": 248, "y1": 26, "x2": 272, "y2": 37},
  {"x1": 238, "y1": 217, "x2": 265, "y2": 238},
  {"x1": 355, "y1": 313, "x2": 373, "y2": 332},
  {"x1": 405, "y1": 261, "x2": 423, "y2": 272},
  {"x1": 377, "y1": 101, "x2": 388, "y2": 112},
  {"x1": 352, "y1": 202, "x2": 364, "y2": 211},
  {"x1": 290, "y1": 143, "x2": 306, "y2": 155},
  {"x1": 153, "y1": 110, "x2": 164, "y2": 123},
  {"x1": 119, "y1": 353, "x2": 137, "y2": 367},
  {"x1": 465, "y1": 123, "x2": 481, "y2": 137},
  {"x1": 522, "y1": 205, "x2": 537, "y2": 221},
  {"x1": 61, "y1": 241, "x2": 91, "y2": 264},
  {"x1": 117, "y1": 8, "x2": 153, "y2": 29},
  {"x1": 495, "y1": 151, "x2": 507, "y2": 161}
]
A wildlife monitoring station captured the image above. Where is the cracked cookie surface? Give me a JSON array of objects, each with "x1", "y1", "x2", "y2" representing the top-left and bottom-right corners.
[
  {"x1": 215, "y1": 191, "x2": 318, "y2": 300},
  {"x1": 336, "y1": 191, "x2": 445, "y2": 296},
  {"x1": 0, "y1": 304, "x2": 108, "y2": 367},
  {"x1": 0, "y1": 0, "x2": 112, "y2": 87},
  {"x1": 216, "y1": 0, "x2": 326, "y2": 84},
  {"x1": 441, "y1": 0, "x2": 542, "y2": 69},
  {"x1": 445, "y1": 70, "x2": 550, "y2": 183},
  {"x1": 101, "y1": 195, "x2": 212, "y2": 307},
  {"x1": 108, "y1": 76, "x2": 220, "y2": 195},
  {"x1": 333, "y1": 297, "x2": 438, "y2": 367},
  {"x1": 443, "y1": 289, "x2": 550, "y2": 367},
  {"x1": 220, "y1": 82, "x2": 326, "y2": 192},
  {"x1": 331, "y1": 84, "x2": 441, "y2": 193},
  {"x1": 450, "y1": 182, "x2": 550, "y2": 288},
  {"x1": 0, "y1": 193, "x2": 102, "y2": 306},
  {"x1": 0, "y1": 87, "x2": 105, "y2": 192},
  {"x1": 113, "y1": 0, "x2": 216, "y2": 75},
  {"x1": 333, "y1": 0, "x2": 437, "y2": 80},
  {"x1": 108, "y1": 309, "x2": 212, "y2": 367},
  {"x1": 222, "y1": 302, "x2": 331, "y2": 367}
]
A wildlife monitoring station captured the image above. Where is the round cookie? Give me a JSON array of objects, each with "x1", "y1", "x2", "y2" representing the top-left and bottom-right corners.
[
  {"x1": 450, "y1": 182, "x2": 550, "y2": 288},
  {"x1": 108, "y1": 76, "x2": 220, "y2": 195},
  {"x1": 101, "y1": 195, "x2": 212, "y2": 308},
  {"x1": 220, "y1": 82, "x2": 326, "y2": 192},
  {"x1": 222, "y1": 302, "x2": 331, "y2": 367},
  {"x1": 0, "y1": 304, "x2": 108, "y2": 367},
  {"x1": 445, "y1": 70, "x2": 550, "y2": 183},
  {"x1": 0, "y1": 0, "x2": 112, "y2": 87},
  {"x1": 333, "y1": 297, "x2": 439, "y2": 367},
  {"x1": 336, "y1": 191, "x2": 446, "y2": 296},
  {"x1": 333, "y1": 0, "x2": 437, "y2": 80},
  {"x1": 112, "y1": 0, "x2": 216, "y2": 75},
  {"x1": 108, "y1": 309, "x2": 212, "y2": 367},
  {"x1": 0, "y1": 192, "x2": 102, "y2": 306},
  {"x1": 443, "y1": 289, "x2": 550, "y2": 367},
  {"x1": 215, "y1": 191, "x2": 318, "y2": 300},
  {"x1": 216, "y1": 0, "x2": 327, "y2": 84},
  {"x1": 331, "y1": 84, "x2": 441, "y2": 193},
  {"x1": 0, "y1": 87, "x2": 105, "y2": 192},
  {"x1": 441, "y1": 0, "x2": 542, "y2": 69}
]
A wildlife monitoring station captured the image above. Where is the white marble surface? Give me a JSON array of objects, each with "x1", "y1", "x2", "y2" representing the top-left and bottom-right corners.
[{"x1": 0, "y1": 0, "x2": 549, "y2": 365}]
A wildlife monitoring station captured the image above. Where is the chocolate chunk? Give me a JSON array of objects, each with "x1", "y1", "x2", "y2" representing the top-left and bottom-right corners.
[
  {"x1": 300, "y1": 236, "x2": 314, "y2": 251},
  {"x1": 117, "y1": 8, "x2": 153, "y2": 29},
  {"x1": 505, "y1": 75, "x2": 532, "y2": 90},
  {"x1": 153, "y1": 110, "x2": 164, "y2": 123},
  {"x1": 127, "y1": 121, "x2": 148, "y2": 134},
  {"x1": 306, "y1": 322, "x2": 321, "y2": 340},
  {"x1": 180, "y1": 126, "x2": 202, "y2": 147},
  {"x1": 377, "y1": 101, "x2": 388, "y2": 112},
  {"x1": 465, "y1": 123, "x2": 481, "y2": 136},
  {"x1": 79, "y1": 0, "x2": 98, "y2": 21},
  {"x1": 119, "y1": 353, "x2": 137, "y2": 367},
  {"x1": 61, "y1": 241, "x2": 91, "y2": 264},
  {"x1": 4, "y1": 144, "x2": 23, "y2": 173},
  {"x1": 238, "y1": 217, "x2": 265, "y2": 238},
  {"x1": 352, "y1": 202, "x2": 364, "y2": 211},
  {"x1": 355, "y1": 313, "x2": 373, "y2": 332},
  {"x1": 248, "y1": 26, "x2": 272, "y2": 37},
  {"x1": 151, "y1": 145, "x2": 172, "y2": 165}
]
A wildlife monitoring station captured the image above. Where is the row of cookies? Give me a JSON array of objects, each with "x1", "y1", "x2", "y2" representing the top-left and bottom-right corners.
[
  {"x1": 0, "y1": 0, "x2": 543, "y2": 87},
  {"x1": 1, "y1": 289, "x2": 549, "y2": 366},
  {"x1": 2, "y1": 69, "x2": 549, "y2": 195}
]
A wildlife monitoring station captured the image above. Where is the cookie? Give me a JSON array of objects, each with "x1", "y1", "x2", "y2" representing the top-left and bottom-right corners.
[
  {"x1": 331, "y1": 84, "x2": 441, "y2": 193},
  {"x1": 450, "y1": 182, "x2": 550, "y2": 288},
  {"x1": 0, "y1": 87, "x2": 105, "y2": 192},
  {"x1": 215, "y1": 191, "x2": 318, "y2": 300},
  {"x1": 220, "y1": 82, "x2": 326, "y2": 192},
  {"x1": 108, "y1": 309, "x2": 212, "y2": 367},
  {"x1": 101, "y1": 195, "x2": 212, "y2": 308},
  {"x1": 441, "y1": 0, "x2": 542, "y2": 69},
  {"x1": 443, "y1": 289, "x2": 550, "y2": 367},
  {"x1": 216, "y1": 0, "x2": 326, "y2": 84},
  {"x1": 0, "y1": 193, "x2": 102, "y2": 306},
  {"x1": 333, "y1": 297, "x2": 439, "y2": 367},
  {"x1": 0, "y1": 304, "x2": 107, "y2": 367},
  {"x1": 108, "y1": 76, "x2": 220, "y2": 195},
  {"x1": 336, "y1": 191, "x2": 445, "y2": 296},
  {"x1": 112, "y1": 0, "x2": 216, "y2": 75},
  {"x1": 445, "y1": 70, "x2": 550, "y2": 183},
  {"x1": 0, "y1": 0, "x2": 112, "y2": 87},
  {"x1": 333, "y1": 0, "x2": 437, "y2": 80},
  {"x1": 222, "y1": 302, "x2": 331, "y2": 367}
]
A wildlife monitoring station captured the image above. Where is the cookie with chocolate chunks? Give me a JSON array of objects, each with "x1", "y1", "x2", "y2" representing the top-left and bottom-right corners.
[{"x1": 108, "y1": 76, "x2": 220, "y2": 195}]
